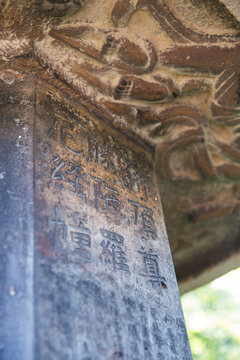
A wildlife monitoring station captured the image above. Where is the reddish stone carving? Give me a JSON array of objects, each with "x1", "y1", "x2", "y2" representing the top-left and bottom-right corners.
[
  {"x1": 147, "y1": 0, "x2": 238, "y2": 43},
  {"x1": 111, "y1": 0, "x2": 136, "y2": 27},
  {"x1": 49, "y1": 25, "x2": 157, "y2": 74},
  {"x1": 1, "y1": 0, "x2": 240, "y2": 297},
  {"x1": 154, "y1": 106, "x2": 216, "y2": 181},
  {"x1": 114, "y1": 75, "x2": 178, "y2": 101},
  {"x1": 1, "y1": 0, "x2": 240, "y2": 216},
  {"x1": 187, "y1": 194, "x2": 240, "y2": 222},
  {"x1": 160, "y1": 44, "x2": 240, "y2": 73},
  {"x1": 211, "y1": 68, "x2": 240, "y2": 125},
  {"x1": 37, "y1": 0, "x2": 85, "y2": 17}
]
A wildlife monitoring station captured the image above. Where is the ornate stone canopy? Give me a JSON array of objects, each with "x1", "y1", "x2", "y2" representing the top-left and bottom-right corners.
[{"x1": 1, "y1": 0, "x2": 240, "y2": 295}]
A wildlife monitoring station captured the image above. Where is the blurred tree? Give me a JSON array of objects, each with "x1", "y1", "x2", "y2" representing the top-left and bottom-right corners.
[{"x1": 182, "y1": 282, "x2": 240, "y2": 360}]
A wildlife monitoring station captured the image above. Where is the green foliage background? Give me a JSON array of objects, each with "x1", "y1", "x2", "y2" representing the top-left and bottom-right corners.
[{"x1": 182, "y1": 280, "x2": 240, "y2": 360}]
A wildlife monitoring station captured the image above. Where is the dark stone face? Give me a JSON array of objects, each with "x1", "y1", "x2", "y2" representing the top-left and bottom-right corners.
[
  {"x1": 0, "y1": 0, "x2": 240, "y2": 357},
  {"x1": 36, "y1": 0, "x2": 86, "y2": 17},
  {"x1": 0, "y1": 75, "x2": 192, "y2": 359}
]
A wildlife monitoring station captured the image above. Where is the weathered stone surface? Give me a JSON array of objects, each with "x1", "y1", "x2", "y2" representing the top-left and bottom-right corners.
[
  {"x1": 0, "y1": 76, "x2": 35, "y2": 360},
  {"x1": 0, "y1": 73, "x2": 192, "y2": 359},
  {"x1": 219, "y1": 0, "x2": 240, "y2": 22},
  {"x1": 0, "y1": 0, "x2": 240, "y2": 344}
]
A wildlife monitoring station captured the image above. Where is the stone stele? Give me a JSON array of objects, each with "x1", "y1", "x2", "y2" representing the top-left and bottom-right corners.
[{"x1": 0, "y1": 0, "x2": 240, "y2": 359}]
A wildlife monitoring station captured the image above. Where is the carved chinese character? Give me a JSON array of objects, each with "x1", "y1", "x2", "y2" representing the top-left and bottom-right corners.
[
  {"x1": 67, "y1": 162, "x2": 89, "y2": 201},
  {"x1": 128, "y1": 200, "x2": 157, "y2": 241},
  {"x1": 138, "y1": 248, "x2": 167, "y2": 290},
  {"x1": 48, "y1": 206, "x2": 67, "y2": 253},
  {"x1": 99, "y1": 229, "x2": 130, "y2": 273},
  {"x1": 88, "y1": 136, "x2": 113, "y2": 172},
  {"x1": 141, "y1": 207, "x2": 156, "y2": 241},
  {"x1": 51, "y1": 155, "x2": 66, "y2": 181},
  {"x1": 91, "y1": 176, "x2": 123, "y2": 218},
  {"x1": 68, "y1": 177, "x2": 86, "y2": 200},
  {"x1": 48, "y1": 116, "x2": 82, "y2": 155},
  {"x1": 118, "y1": 160, "x2": 137, "y2": 191},
  {"x1": 90, "y1": 175, "x2": 103, "y2": 211},
  {"x1": 70, "y1": 213, "x2": 91, "y2": 262},
  {"x1": 103, "y1": 181, "x2": 122, "y2": 215}
]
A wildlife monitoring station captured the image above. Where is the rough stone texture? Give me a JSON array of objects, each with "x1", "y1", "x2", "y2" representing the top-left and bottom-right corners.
[
  {"x1": 0, "y1": 76, "x2": 35, "y2": 359},
  {"x1": 0, "y1": 0, "x2": 239, "y2": 327},
  {"x1": 219, "y1": 0, "x2": 240, "y2": 22},
  {"x1": 0, "y1": 74, "x2": 192, "y2": 359}
]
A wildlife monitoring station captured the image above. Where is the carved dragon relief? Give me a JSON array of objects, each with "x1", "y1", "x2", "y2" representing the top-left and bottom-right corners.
[{"x1": 1, "y1": 0, "x2": 240, "y2": 223}]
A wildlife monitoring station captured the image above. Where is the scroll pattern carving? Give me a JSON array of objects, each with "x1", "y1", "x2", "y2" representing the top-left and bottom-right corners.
[
  {"x1": 112, "y1": 0, "x2": 239, "y2": 42},
  {"x1": 49, "y1": 25, "x2": 157, "y2": 74},
  {"x1": 33, "y1": 0, "x2": 240, "y2": 186}
]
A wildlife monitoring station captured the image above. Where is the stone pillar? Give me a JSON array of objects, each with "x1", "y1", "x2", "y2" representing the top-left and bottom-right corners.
[
  {"x1": 0, "y1": 74, "x2": 192, "y2": 359},
  {"x1": 0, "y1": 76, "x2": 35, "y2": 360},
  {"x1": 4, "y1": 0, "x2": 239, "y2": 358}
]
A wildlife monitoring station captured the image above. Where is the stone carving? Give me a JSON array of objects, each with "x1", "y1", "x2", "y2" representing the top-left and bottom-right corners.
[
  {"x1": 37, "y1": 0, "x2": 87, "y2": 17},
  {"x1": 146, "y1": 0, "x2": 238, "y2": 44},
  {"x1": 49, "y1": 25, "x2": 157, "y2": 74},
  {"x1": 112, "y1": 0, "x2": 239, "y2": 42},
  {"x1": 154, "y1": 105, "x2": 216, "y2": 181},
  {"x1": 1, "y1": 0, "x2": 240, "y2": 312},
  {"x1": 186, "y1": 183, "x2": 240, "y2": 222},
  {"x1": 160, "y1": 44, "x2": 240, "y2": 72},
  {"x1": 187, "y1": 197, "x2": 240, "y2": 223},
  {"x1": 211, "y1": 68, "x2": 240, "y2": 124},
  {"x1": 1, "y1": 0, "x2": 240, "y2": 209},
  {"x1": 219, "y1": 0, "x2": 240, "y2": 22},
  {"x1": 111, "y1": 0, "x2": 140, "y2": 28}
]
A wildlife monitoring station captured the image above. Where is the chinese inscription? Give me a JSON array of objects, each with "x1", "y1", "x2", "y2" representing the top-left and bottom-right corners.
[
  {"x1": 70, "y1": 213, "x2": 92, "y2": 262},
  {"x1": 128, "y1": 200, "x2": 157, "y2": 241},
  {"x1": 138, "y1": 248, "x2": 167, "y2": 290},
  {"x1": 32, "y1": 86, "x2": 192, "y2": 360},
  {"x1": 99, "y1": 229, "x2": 130, "y2": 273},
  {"x1": 42, "y1": 154, "x2": 158, "y2": 232},
  {"x1": 37, "y1": 107, "x2": 163, "y2": 290}
]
